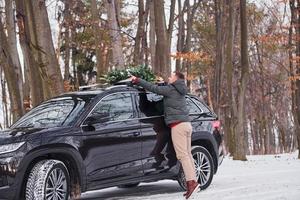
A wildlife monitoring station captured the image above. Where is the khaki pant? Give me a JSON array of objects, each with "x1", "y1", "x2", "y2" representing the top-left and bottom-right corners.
[{"x1": 171, "y1": 122, "x2": 197, "y2": 181}]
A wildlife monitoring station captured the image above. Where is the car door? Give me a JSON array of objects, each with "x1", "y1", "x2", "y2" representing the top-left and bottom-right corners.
[
  {"x1": 80, "y1": 92, "x2": 143, "y2": 190},
  {"x1": 134, "y1": 92, "x2": 177, "y2": 176}
]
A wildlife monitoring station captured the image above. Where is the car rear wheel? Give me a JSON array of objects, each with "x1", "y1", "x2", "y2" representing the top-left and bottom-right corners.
[
  {"x1": 25, "y1": 160, "x2": 70, "y2": 200},
  {"x1": 178, "y1": 146, "x2": 214, "y2": 191}
]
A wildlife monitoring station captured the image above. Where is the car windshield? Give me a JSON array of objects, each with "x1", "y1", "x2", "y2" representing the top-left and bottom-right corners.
[{"x1": 11, "y1": 95, "x2": 94, "y2": 129}]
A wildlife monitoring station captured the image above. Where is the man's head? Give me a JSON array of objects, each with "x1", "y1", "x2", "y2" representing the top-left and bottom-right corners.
[{"x1": 168, "y1": 71, "x2": 185, "y2": 83}]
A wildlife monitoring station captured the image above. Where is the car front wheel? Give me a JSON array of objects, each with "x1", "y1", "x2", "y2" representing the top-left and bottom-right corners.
[
  {"x1": 178, "y1": 146, "x2": 214, "y2": 191},
  {"x1": 26, "y1": 160, "x2": 70, "y2": 200}
]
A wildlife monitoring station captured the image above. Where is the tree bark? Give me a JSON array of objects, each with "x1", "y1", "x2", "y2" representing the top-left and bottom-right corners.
[
  {"x1": 63, "y1": 0, "x2": 71, "y2": 81},
  {"x1": 15, "y1": 0, "x2": 45, "y2": 106},
  {"x1": 233, "y1": 0, "x2": 249, "y2": 161},
  {"x1": 5, "y1": 0, "x2": 24, "y2": 115},
  {"x1": 149, "y1": 0, "x2": 156, "y2": 70},
  {"x1": 213, "y1": 0, "x2": 225, "y2": 116},
  {"x1": 176, "y1": 0, "x2": 184, "y2": 71},
  {"x1": 224, "y1": 0, "x2": 236, "y2": 156},
  {"x1": 91, "y1": 0, "x2": 106, "y2": 79},
  {"x1": 0, "y1": 19, "x2": 24, "y2": 122},
  {"x1": 289, "y1": 0, "x2": 300, "y2": 159},
  {"x1": 294, "y1": 0, "x2": 300, "y2": 158},
  {"x1": 30, "y1": 0, "x2": 64, "y2": 97},
  {"x1": 0, "y1": 61, "x2": 9, "y2": 127},
  {"x1": 106, "y1": 0, "x2": 125, "y2": 69},
  {"x1": 133, "y1": 0, "x2": 146, "y2": 66},
  {"x1": 167, "y1": 0, "x2": 176, "y2": 48},
  {"x1": 153, "y1": 0, "x2": 171, "y2": 80}
]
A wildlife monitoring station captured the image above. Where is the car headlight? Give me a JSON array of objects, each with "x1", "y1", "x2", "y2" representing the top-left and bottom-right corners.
[{"x1": 0, "y1": 142, "x2": 25, "y2": 154}]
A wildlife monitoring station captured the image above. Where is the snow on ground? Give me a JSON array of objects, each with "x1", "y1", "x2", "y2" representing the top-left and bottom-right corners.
[{"x1": 80, "y1": 151, "x2": 300, "y2": 200}]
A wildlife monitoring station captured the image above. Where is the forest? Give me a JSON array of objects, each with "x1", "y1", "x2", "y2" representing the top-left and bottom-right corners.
[{"x1": 0, "y1": 0, "x2": 299, "y2": 160}]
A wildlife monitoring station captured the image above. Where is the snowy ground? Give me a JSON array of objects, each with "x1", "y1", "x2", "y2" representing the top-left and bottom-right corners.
[{"x1": 80, "y1": 151, "x2": 300, "y2": 200}]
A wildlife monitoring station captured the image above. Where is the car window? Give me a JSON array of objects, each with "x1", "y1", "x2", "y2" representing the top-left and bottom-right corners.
[
  {"x1": 186, "y1": 97, "x2": 202, "y2": 114},
  {"x1": 89, "y1": 93, "x2": 134, "y2": 121},
  {"x1": 12, "y1": 97, "x2": 87, "y2": 128},
  {"x1": 137, "y1": 92, "x2": 164, "y2": 117},
  {"x1": 190, "y1": 96, "x2": 211, "y2": 113}
]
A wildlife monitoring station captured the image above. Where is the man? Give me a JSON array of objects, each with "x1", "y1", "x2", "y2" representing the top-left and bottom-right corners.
[{"x1": 131, "y1": 71, "x2": 199, "y2": 199}]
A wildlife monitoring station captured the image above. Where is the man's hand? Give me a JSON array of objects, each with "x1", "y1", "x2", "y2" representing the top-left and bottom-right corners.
[{"x1": 131, "y1": 76, "x2": 139, "y2": 84}]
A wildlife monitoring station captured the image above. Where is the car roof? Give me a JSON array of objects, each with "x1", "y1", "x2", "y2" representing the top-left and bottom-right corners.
[{"x1": 58, "y1": 85, "x2": 141, "y2": 98}]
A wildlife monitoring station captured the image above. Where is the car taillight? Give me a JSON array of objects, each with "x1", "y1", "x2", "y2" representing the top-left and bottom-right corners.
[{"x1": 212, "y1": 120, "x2": 221, "y2": 130}]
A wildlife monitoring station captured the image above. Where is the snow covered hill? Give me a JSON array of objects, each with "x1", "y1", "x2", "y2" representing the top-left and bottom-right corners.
[{"x1": 80, "y1": 151, "x2": 300, "y2": 200}]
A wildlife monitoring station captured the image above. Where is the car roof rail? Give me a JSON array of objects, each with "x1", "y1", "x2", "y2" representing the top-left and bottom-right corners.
[{"x1": 79, "y1": 83, "x2": 108, "y2": 91}]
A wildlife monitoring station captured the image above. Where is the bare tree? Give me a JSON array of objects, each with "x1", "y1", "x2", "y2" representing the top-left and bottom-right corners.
[
  {"x1": 5, "y1": 0, "x2": 24, "y2": 113},
  {"x1": 106, "y1": 0, "x2": 125, "y2": 69},
  {"x1": 63, "y1": 0, "x2": 71, "y2": 81},
  {"x1": 133, "y1": 0, "x2": 149, "y2": 66},
  {"x1": 15, "y1": 0, "x2": 46, "y2": 106},
  {"x1": 213, "y1": 0, "x2": 225, "y2": 116},
  {"x1": 0, "y1": 18, "x2": 24, "y2": 122},
  {"x1": 91, "y1": 0, "x2": 106, "y2": 79},
  {"x1": 289, "y1": 0, "x2": 300, "y2": 159},
  {"x1": 30, "y1": 0, "x2": 64, "y2": 97},
  {"x1": 224, "y1": 0, "x2": 236, "y2": 155},
  {"x1": 233, "y1": 0, "x2": 249, "y2": 160},
  {"x1": 153, "y1": 0, "x2": 171, "y2": 80},
  {"x1": 149, "y1": 0, "x2": 156, "y2": 69}
]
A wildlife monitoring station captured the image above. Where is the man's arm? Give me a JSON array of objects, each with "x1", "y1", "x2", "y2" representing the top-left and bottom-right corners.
[{"x1": 135, "y1": 78, "x2": 172, "y2": 96}]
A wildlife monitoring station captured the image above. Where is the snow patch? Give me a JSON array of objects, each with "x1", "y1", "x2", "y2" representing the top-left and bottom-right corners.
[{"x1": 80, "y1": 151, "x2": 300, "y2": 200}]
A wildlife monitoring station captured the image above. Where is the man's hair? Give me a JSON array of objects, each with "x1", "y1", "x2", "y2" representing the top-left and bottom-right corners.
[{"x1": 174, "y1": 71, "x2": 185, "y2": 79}]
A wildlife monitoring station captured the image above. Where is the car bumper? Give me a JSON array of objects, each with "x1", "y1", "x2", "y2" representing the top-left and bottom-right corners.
[
  {"x1": 0, "y1": 155, "x2": 23, "y2": 200},
  {"x1": 0, "y1": 185, "x2": 13, "y2": 199}
]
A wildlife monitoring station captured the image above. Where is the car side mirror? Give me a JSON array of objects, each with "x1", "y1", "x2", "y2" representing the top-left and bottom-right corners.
[{"x1": 84, "y1": 113, "x2": 110, "y2": 125}]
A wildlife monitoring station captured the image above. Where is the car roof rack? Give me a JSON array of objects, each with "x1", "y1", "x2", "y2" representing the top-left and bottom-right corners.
[{"x1": 79, "y1": 83, "x2": 108, "y2": 91}]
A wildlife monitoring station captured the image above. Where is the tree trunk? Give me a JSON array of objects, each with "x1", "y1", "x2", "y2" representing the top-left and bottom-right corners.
[
  {"x1": 91, "y1": 0, "x2": 106, "y2": 79},
  {"x1": 106, "y1": 0, "x2": 125, "y2": 69},
  {"x1": 0, "y1": 64, "x2": 9, "y2": 127},
  {"x1": 213, "y1": 0, "x2": 225, "y2": 116},
  {"x1": 15, "y1": 0, "x2": 45, "y2": 106},
  {"x1": 0, "y1": 20, "x2": 24, "y2": 122},
  {"x1": 30, "y1": 0, "x2": 64, "y2": 97},
  {"x1": 183, "y1": 0, "x2": 200, "y2": 90},
  {"x1": 167, "y1": 0, "x2": 176, "y2": 48},
  {"x1": 149, "y1": 0, "x2": 156, "y2": 70},
  {"x1": 224, "y1": 0, "x2": 236, "y2": 156},
  {"x1": 63, "y1": 0, "x2": 71, "y2": 81},
  {"x1": 5, "y1": 0, "x2": 24, "y2": 116},
  {"x1": 153, "y1": 0, "x2": 171, "y2": 80},
  {"x1": 176, "y1": 0, "x2": 184, "y2": 71},
  {"x1": 233, "y1": 0, "x2": 249, "y2": 161},
  {"x1": 295, "y1": 0, "x2": 300, "y2": 159},
  {"x1": 289, "y1": 0, "x2": 300, "y2": 159},
  {"x1": 133, "y1": 0, "x2": 146, "y2": 66}
]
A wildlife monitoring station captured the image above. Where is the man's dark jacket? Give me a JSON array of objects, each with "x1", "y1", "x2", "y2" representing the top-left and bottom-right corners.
[{"x1": 136, "y1": 79, "x2": 190, "y2": 126}]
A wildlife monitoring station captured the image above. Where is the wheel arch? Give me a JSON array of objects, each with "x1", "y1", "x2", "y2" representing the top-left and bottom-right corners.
[{"x1": 18, "y1": 144, "x2": 86, "y2": 199}]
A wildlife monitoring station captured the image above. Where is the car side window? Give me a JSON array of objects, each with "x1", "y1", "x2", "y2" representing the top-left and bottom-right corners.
[
  {"x1": 137, "y1": 92, "x2": 164, "y2": 117},
  {"x1": 89, "y1": 93, "x2": 134, "y2": 121},
  {"x1": 190, "y1": 97, "x2": 211, "y2": 113},
  {"x1": 186, "y1": 97, "x2": 202, "y2": 114}
]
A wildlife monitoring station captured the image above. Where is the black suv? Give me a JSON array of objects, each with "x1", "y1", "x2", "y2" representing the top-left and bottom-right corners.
[{"x1": 0, "y1": 85, "x2": 223, "y2": 200}]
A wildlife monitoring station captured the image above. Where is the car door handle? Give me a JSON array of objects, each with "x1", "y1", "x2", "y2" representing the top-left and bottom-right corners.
[{"x1": 126, "y1": 132, "x2": 141, "y2": 137}]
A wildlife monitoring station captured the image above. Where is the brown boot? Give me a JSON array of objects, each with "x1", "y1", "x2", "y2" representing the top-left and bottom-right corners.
[{"x1": 185, "y1": 180, "x2": 200, "y2": 199}]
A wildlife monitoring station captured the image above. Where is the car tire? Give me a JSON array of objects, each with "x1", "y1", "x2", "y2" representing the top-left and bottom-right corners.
[
  {"x1": 25, "y1": 160, "x2": 70, "y2": 200},
  {"x1": 118, "y1": 183, "x2": 140, "y2": 188},
  {"x1": 177, "y1": 146, "x2": 214, "y2": 191}
]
